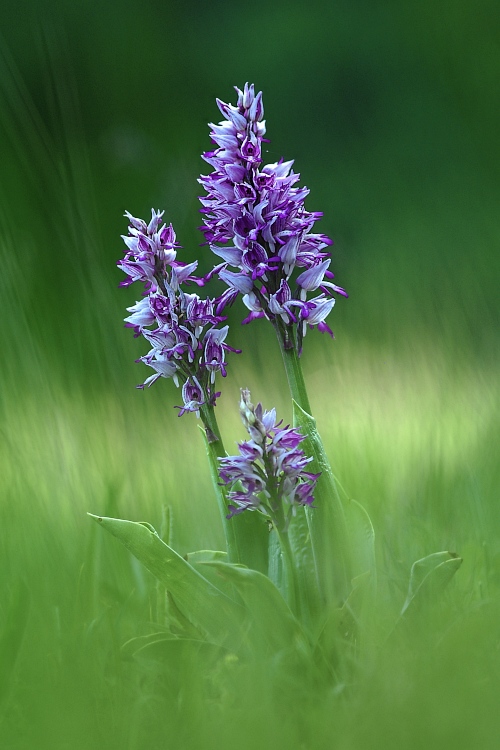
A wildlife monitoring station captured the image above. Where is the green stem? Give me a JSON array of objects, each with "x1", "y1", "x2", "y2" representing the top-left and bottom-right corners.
[
  {"x1": 274, "y1": 322, "x2": 312, "y2": 413},
  {"x1": 267, "y1": 474, "x2": 300, "y2": 615},
  {"x1": 199, "y1": 402, "x2": 239, "y2": 564},
  {"x1": 274, "y1": 520, "x2": 300, "y2": 617}
]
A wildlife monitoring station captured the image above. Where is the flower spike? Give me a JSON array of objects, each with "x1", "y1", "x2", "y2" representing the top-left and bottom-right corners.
[
  {"x1": 118, "y1": 210, "x2": 238, "y2": 415},
  {"x1": 199, "y1": 84, "x2": 347, "y2": 352},
  {"x1": 219, "y1": 389, "x2": 320, "y2": 531}
]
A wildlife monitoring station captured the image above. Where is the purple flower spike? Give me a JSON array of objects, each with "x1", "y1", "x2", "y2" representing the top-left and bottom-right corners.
[
  {"x1": 199, "y1": 85, "x2": 347, "y2": 352},
  {"x1": 118, "y1": 210, "x2": 239, "y2": 414},
  {"x1": 219, "y1": 389, "x2": 319, "y2": 531}
]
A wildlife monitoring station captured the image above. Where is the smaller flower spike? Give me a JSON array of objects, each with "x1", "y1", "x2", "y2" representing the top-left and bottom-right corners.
[
  {"x1": 219, "y1": 389, "x2": 320, "y2": 531},
  {"x1": 119, "y1": 209, "x2": 239, "y2": 415},
  {"x1": 199, "y1": 84, "x2": 347, "y2": 354}
]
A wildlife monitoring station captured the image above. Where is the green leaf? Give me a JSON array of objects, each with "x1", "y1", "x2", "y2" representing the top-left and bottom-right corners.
[
  {"x1": 292, "y1": 400, "x2": 352, "y2": 604},
  {"x1": 287, "y1": 507, "x2": 322, "y2": 631},
  {"x1": 88, "y1": 514, "x2": 247, "y2": 649},
  {"x1": 400, "y1": 551, "x2": 463, "y2": 617},
  {"x1": 186, "y1": 558, "x2": 247, "y2": 605},
  {"x1": 193, "y1": 560, "x2": 309, "y2": 656},
  {"x1": 185, "y1": 551, "x2": 234, "y2": 603},
  {"x1": 165, "y1": 590, "x2": 206, "y2": 639}
]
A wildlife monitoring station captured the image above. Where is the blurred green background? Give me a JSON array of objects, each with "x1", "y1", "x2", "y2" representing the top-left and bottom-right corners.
[{"x1": 1, "y1": 0, "x2": 499, "y2": 748}]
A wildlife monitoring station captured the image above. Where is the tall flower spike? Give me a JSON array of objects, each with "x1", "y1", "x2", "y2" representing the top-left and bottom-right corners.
[
  {"x1": 199, "y1": 84, "x2": 348, "y2": 353},
  {"x1": 219, "y1": 389, "x2": 320, "y2": 531},
  {"x1": 119, "y1": 209, "x2": 239, "y2": 415}
]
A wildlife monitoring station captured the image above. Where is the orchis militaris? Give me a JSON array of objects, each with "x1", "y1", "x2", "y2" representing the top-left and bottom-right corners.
[
  {"x1": 116, "y1": 83, "x2": 352, "y2": 594},
  {"x1": 92, "y1": 82, "x2": 462, "y2": 681},
  {"x1": 199, "y1": 82, "x2": 347, "y2": 357},
  {"x1": 118, "y1": 209, "x2": 239, "y2": 417}
]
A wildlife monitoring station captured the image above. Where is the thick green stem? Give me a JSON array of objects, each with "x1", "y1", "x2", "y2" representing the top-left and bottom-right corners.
[
  {"x1": 268, "y1": 490, "x2": 300, "y2": 615},
  {"x1": 275, "y1": 525, "x2": 300, "y2": 617},
  {"x1": 199, "y1": 402, "x2": 239, "y2": 563},
  {"x1": 274, "y1": 323, "x2": 312, "y2": 414}
]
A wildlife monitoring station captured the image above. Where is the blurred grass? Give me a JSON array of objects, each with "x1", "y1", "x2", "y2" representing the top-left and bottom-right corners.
[
  {"x1": 1, "y1": 0, "x2": 499, "y2": 747},
  {"x1": 1, "y1": 329, "x2": 499, "y2": 749}
]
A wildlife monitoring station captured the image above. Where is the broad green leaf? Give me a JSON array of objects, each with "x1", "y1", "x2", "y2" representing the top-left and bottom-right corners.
[
  {"x1": 400, "y1": 551, "x2": 462, "y2": 617},
  {"x1": 292, "y1": 400, "x2": 352, "y2": 604},
  {"x1": 0, "y1": 581, "x2": 31, "y2": 717},
  {"x1": 187, "y1": 558, "x2": 247, "y2": 604},
  {"x1": 185, "y1": 551, "x2": 232, "y2": 603},
  {"x1": 287, "y1": 507, "x2": 322, "y2": 631},
  {"x1": 194, "y1": 560, "x2": 309, "y2": 656},
  {"x1": 166, "y1": 590, "x2": 205, "y2": 639},
  {"x1": 88, "y1": 514, "x2": 247, "y2": 649}
]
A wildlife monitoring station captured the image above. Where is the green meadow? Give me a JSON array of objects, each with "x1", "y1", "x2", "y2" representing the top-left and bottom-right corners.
[{"x1": 1, "y1": 1, "x2": 499, "y2": 747}]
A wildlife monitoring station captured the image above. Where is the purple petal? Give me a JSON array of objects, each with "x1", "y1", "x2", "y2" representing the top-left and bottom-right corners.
[
  {"x1": 296, "y1": 259, "x2": 331, "y2": 291},
  {"x1": 219, "y1": 269, "x2": 254, "y2": 294}
]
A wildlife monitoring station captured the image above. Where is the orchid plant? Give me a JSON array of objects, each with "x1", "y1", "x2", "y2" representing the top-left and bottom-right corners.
[{"x1": 90, "y1": 84, "x2": 461, "y2": 678}]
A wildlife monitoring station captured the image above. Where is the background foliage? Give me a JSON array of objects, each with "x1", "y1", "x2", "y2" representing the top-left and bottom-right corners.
[{"x1": 1, "y1": 0, "x2": 499, "y2": 748}]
